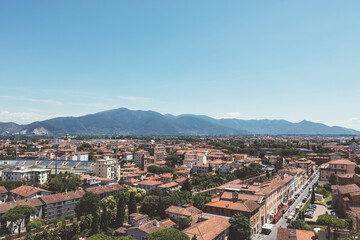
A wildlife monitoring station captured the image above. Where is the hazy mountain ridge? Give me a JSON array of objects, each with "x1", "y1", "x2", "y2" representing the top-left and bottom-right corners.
[{"x1": 0, "y1": 108, "x2": 358, "y2": 136}]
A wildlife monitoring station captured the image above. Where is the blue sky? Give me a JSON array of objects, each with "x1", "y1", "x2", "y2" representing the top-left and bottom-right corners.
[{"x1": 1, "y1": 1, "x2": 360, "y2": 129}]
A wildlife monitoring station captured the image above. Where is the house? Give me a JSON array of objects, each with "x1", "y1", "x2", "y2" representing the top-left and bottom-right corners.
[
  {"x1": 85, "y1": 184, "x2": 124, "y2": 199},
  {"x1": 10, "y1": 185, "x2": 51, "y2": 200},
  {"x1": 79, "y1": 174, "x2": 101, "y2": 187},
  {"x1": 136, "y1": 180, "x2": 162, "y2": 191},
  {"x1": 0, "y1": 198, "x2": 44, "y2": 234},
  {"x1": 158, "y1": 181, "x2": 180, "y2": 191},
  {"x1": 129, "y1": 213, "x2": 148, "y2": 227},
  {"x1": 276, "y1": 228, "x2": 315, "y2": 240},
  {"x1": 331, "y1": 184, "x2": 360, "y2": 216},
  {"x1": 126, "y1": 219, "x2": 175, "y2": 240},
  {"x1": 182, "y1": 216, "x2": 231, "y2": 240},
  {"x1": 165, "y1": 205, "x2": 202, "y2": 223},
  {"x1": 97, "y1": 177, "x2": 118, "y2": 185},
  {"x1": 160, "y1": 173, "x2": 173, "y2": 183},
  {"x1": 122, "y1": 152, "x2": 133, "y2": 161}
]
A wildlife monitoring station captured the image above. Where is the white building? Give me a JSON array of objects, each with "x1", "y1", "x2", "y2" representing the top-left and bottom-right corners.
[
  {"x1": 95, "y1": 159, "x2": 121, "y2": 180},
  {"x1": 2, "y1": 167, "x2": 50, "y2": 184}
]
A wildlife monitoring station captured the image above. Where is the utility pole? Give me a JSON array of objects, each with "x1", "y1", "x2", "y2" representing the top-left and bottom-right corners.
[{"x1": 55, "y1": 144, "x2": 59, "y2": 176}]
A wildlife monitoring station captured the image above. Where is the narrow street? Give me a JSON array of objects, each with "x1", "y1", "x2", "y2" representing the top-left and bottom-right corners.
[{"x1": 254, "y1": 170, "x2": 319, "y2": 240}]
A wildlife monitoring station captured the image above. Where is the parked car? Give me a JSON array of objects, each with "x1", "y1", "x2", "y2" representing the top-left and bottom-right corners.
[
  {"x1": 327, "y1": 205, "x2": 336, "y2": 210},
  {"x1": 303, "y1": 198, "x2": 308, "y2": 203}
]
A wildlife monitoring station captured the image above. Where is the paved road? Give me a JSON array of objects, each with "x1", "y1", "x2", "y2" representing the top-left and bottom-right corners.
[{"x1": 254, "y1": 170, "x2": 320, "y2": 240}]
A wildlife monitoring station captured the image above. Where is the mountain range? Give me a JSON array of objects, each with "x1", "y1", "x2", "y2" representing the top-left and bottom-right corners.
[{"x1": 0, "y1": 108, "x2": 358, "y2": 136}]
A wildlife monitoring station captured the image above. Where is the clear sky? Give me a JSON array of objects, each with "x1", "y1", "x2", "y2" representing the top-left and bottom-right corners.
[{"x1": 1, "y1": 1, "x2": 360, "y2": 130}]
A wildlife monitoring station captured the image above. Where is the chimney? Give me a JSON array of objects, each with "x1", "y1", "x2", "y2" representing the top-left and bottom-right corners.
[{"x1": 232, "y1": 192, "x2": 238, "y2": 201}]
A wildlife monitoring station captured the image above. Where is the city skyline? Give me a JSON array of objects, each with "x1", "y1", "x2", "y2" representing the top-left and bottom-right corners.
[{"x1": 1, "y1": 1, "x2": 360, "y2": 130}]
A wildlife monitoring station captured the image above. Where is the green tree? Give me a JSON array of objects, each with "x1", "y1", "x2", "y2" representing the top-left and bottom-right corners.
[
  {"x1": 266, "y1": 170, "x2": 270, "y2": 178},
  {"x1": 101, "y1": 202, "x2": 109, "y2": 231},
  {"x1": 47, "y1": 174, "x2": 82, "y2": 193},
  {"x1": 311, "y1": 186, "x2": 315, "y2": 204},
  {"x1": 166, "y1": 153, "x2": 181, "y2": 168},
  {"x1": 2, "y1": 205, "x2": 38, "y2": 234},
  {"x1": 75, "y1": 192, "x2": 100, "y2": 217},
  {"x1": 87, "y1": 233, "x2": 112, "y2": 240},
  {"x1": 288, "y1": 219, "x2": 312, "y2": 230},
  {"x1": 317, "y1": 214, "x2": 348, "y2": 239},
  {"x1": 329, "y1": 173, "x2": 338, "y2": 185},
  {"x1": 177, "y1": 217, "x2": 191, "y2": 230},
  {"x1": 192, "y1": 193, "x2": 210, "y2": 211},
  {"x1": 181, "y1": 178, "x2": 192, "y2": 192},
  {"x1": 25, "y1": 220, "x2": 42, "y2": 232},
  {"x1": 191, "y1": 235, "x2": 197, "y2": 240},
  {"x1": 128, "y1": 191, "x2": 137, "y2": 217},
  {"x1": 229, "y1": 213, "x2": 251, "y2": 240},
  {"x1": 158, "y1": 196, "x2": 166, "y2": 219},
  {"x1": 146, "y1": 228, "x2": 190, "y2": 240},
  {"x1": 116, "y1": 192, "x2": 126, "y2": 228},
  {"x1": 92, "y1": 213, "x2": 101, "y2": 235},
  {"x1": 340, "y1": 231, "x2": 360, "y2": 240},
  {"x1": 208, "y1": 163, "x2": 212, "y2": 172},
  {"x1": 355, "y1": 167, "x2": 360, "y2": 175}
]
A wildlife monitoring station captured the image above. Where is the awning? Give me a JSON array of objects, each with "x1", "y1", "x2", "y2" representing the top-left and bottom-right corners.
[
  {"x1": 273, "y1": 212, "x2": 282, "y2": 220},
  {"x1": 281, "y1": 205, "x2": 288, "y2": 211},
  {"x1": 278, "y1": 204, "x2": 282, "y2": 208},
  {"x1": 289, "y1": 199, "x2": 294, "y2": 202}
]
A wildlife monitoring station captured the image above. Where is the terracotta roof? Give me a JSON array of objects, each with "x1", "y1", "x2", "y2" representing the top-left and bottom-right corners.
[
  {"x1": 329, "y1": 159, "x2": 356, "y2": 165},
  {"x1": 337, "y1": 184, "x2": 360, "y2": 195},
  {"x1": 205, "y1": 199, "x2": 260, "y2": 213},
  {"x1": 0, "y1": 198, "x2": 43, "y2": 214},
  {"x1": 159, "y1": 181, "x2": 179, "y2": 188},
  {"x1": 11, "y1": 185, "x2": 51, "y2": 198},
  {"x1": 129, "y1": 213, "x2": 148, "y2": 221},
  {"x1": 0, "y1": 186, "x2": 8, "y2": 194},
  {"x1": 85, "y1": 184, "x2": 124, "y2": 195},
  {"x1": 127, "y1": 219, "x2": 175, "y2": 234},
  {"x1": 276, "y1": 228, "x2": 315, "y2": 240},
  {"x1": 137, "y1": 180, "x2": 163, "y2": 186},
  {"x1": 40, "y1": 190, "x2": 86, "y2": 204},
  {"x1": 182, "y1": 216, "x2": 230, "y2": 240}
]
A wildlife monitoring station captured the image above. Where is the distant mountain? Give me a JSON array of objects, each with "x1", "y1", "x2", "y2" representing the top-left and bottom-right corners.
[{"x1": 0, "y1": 108, "x2": 358, "y2": 136}]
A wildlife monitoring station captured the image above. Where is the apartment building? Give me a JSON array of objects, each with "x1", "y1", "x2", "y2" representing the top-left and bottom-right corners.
[
  {"x1": 134, "y1": 150, "x2": 150, "y2": 168},
  {"x1": 320, "y1": 159, "x2": 356, "y2": 181},
  {"x1": 205, "y1": 192, "x2": 265, "y2": 236},
  {"x1": 154, "y1": 150, "x2": 167, "y2": 162},
  {"x1": 2, "y1": 167, "x2": 50, "y2": 184},
  {"x1": 95, "y1": 158, "x2": 121, "y2": 180},
  {"x1": 40, "y1": 190, "x2": 86, "y2": 220},
  {"x1": 295, "y1": 159, "x2": 313, "y2": 176}
]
